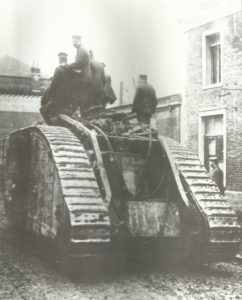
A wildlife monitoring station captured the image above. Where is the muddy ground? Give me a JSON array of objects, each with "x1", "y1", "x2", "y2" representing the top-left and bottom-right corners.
[{"x1": 0, "y1": 198, "x2": 242, "y2": 300}]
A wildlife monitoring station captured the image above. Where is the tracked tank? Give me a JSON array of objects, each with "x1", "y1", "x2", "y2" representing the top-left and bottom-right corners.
[{"x1": 1, "y1": 112, "x2": 241, "y2": 266}]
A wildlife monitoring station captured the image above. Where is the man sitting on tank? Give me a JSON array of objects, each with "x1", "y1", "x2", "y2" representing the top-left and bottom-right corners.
[
  {"x1": 40, "y1": 52, "x2": 77, "y2": 124},
  {"x1": 40, "y1": 35, "x2": 92, "y2": 123},
  {"x1": 132, "y1": 74, "x2": 157, "y2": 125}
]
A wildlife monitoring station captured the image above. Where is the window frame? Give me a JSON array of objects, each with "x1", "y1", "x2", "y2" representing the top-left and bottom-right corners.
[{"x1": 202, "y1": 29, "x2": 223, "y2": 89}]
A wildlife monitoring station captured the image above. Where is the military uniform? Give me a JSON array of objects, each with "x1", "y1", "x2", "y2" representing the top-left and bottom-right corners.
[
  {"x1": 40, "y1": 67, "x2": 76, "y2": 124},
  {"x1": 132, "y1": 75, "x2": 157, "y2": 124}
]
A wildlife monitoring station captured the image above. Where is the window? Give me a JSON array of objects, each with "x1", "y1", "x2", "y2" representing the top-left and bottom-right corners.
[{"x1": 203, "y1": 32, "x2": 221, "y2": 86}]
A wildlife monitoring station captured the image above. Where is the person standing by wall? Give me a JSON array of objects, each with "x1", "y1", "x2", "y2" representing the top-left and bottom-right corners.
[
  {"x1": 132, "y1": 74, "x2": 157, "y2": 125},
  {"x1": 209, "y1": 156, "x2": 225, "y2": 196}
]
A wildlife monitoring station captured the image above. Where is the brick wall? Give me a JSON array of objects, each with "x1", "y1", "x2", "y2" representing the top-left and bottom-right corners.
[
  {"x1": 0, "y1": 76, "x2": 31, "y2": 94},
  {"x1": 0, "y1": 76, "x2": 50, "y2": 95},
  {"x1": 155, "y1": 95, "x2": 181, "y2": 142},
  {"x1": 183, "y1": 11, "x2": 242, "y2": 193}
]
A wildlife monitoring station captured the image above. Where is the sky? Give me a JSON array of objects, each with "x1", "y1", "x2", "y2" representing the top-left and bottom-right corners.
[{"x1": 0, "y1": 0, "x2": 241, "y2": 102}]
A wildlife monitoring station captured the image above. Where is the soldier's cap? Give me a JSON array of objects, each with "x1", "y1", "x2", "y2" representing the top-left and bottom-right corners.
[
  {"x1": 72, "y1": 35, "x2": 82, "y2": 41},
  {"x1": 58, "y1": 52, "x2": 68, "y2": 57},
  {"x1": 209, "y1": 156, "x2": 218, "y2": 162},
  {"x1": 139, "y1": 74, "x2": 147, "y2": 80}
]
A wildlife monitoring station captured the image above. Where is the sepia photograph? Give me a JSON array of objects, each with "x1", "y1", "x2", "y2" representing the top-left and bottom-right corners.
[{"x1": 0, "y1": 0, "x2": 242, "y2": 299}]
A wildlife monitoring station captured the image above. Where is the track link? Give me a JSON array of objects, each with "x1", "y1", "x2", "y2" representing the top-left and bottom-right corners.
[{"x1": 160, "y1": 136, "x2": 240, "y2": 261}]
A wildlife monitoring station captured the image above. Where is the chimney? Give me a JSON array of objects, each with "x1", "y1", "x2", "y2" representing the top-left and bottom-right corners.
[
  {"x1": 30, "y1": 63, "x2": 41, "y2": 94},
  {"x1": 58, "y1": 52, "x2": 68, "y2": 65}
]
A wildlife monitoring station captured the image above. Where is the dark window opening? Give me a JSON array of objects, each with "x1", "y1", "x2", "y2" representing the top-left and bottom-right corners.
[{"x1": 205, "y1": 32, "x2": 221, "y2": 85}]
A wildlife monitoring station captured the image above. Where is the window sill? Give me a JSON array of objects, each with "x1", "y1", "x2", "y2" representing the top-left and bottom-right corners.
[{"x1": 202, "y1": 82, "x2": 222, "y2": 90}]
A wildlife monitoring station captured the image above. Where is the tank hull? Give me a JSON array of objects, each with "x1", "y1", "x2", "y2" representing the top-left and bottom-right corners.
[{"x1": 1, "y1": 119, "x2": 240, "y2": 265}]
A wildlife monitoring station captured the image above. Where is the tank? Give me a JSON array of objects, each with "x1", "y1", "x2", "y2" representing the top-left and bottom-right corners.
[{"x1": 1, "y1": 112, "x2": 241, "y2": 266}]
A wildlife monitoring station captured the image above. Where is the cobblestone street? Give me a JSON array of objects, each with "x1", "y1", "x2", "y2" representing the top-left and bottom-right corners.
[{"x1": 0, "y1": 199, "x2": 241, "y2": 300}]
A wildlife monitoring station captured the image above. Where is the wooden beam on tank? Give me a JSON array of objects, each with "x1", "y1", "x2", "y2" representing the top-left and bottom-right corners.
[{"x1": 57, "y1": 114, "x2": 112, "y2": 205}]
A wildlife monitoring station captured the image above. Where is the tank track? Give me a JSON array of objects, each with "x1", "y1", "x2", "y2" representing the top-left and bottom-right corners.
[
  {"x1": 161, "y1": 136, "x2": 240, "y2": 262},
  {"x1": 36, "y1": 125, "x2": 111, "y2": 258}
]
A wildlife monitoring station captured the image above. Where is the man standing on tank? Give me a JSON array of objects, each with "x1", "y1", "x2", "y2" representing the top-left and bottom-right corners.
[{"x1": 132, "y1": 74, "x2": 157, "y2": 125}]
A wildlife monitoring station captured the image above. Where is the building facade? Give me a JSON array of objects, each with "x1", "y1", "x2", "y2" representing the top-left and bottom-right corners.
[
  {"x1": 0, "y1": 55, "x2": 50, "y2": 96},
  {"x1": 0, "y1": 56, "x2": 49, "y2": 171},
  {"x1": 182, "y1": 10, "x2": 242, "y2": 208}
]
